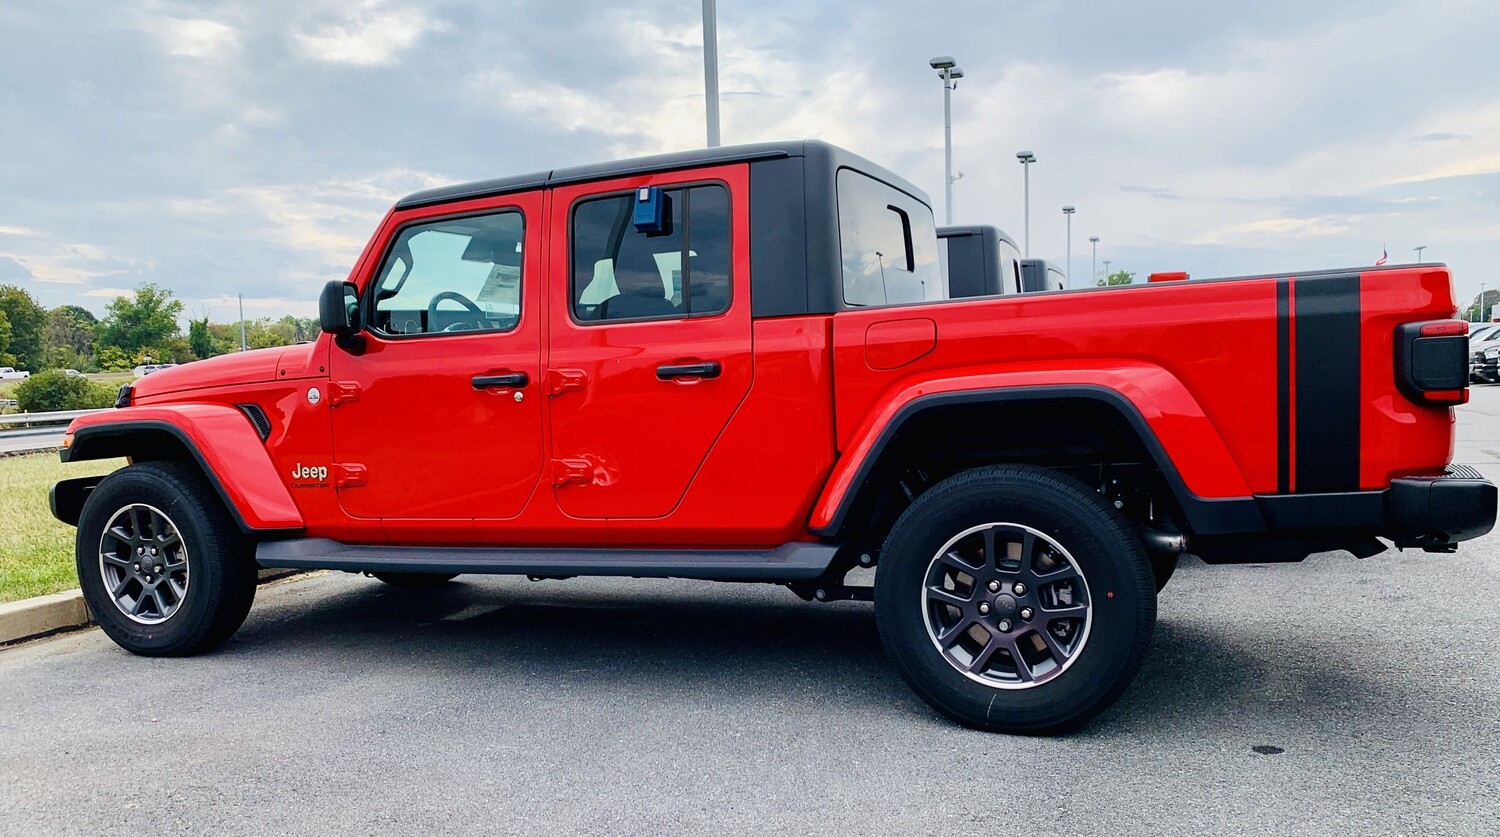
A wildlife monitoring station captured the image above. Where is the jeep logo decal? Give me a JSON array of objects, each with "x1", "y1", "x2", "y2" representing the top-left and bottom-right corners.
[{"x1": 290, "y1": 463, "x2": 329, "y2": 488}]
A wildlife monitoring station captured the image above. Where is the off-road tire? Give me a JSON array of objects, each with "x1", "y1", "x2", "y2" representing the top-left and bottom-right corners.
[
  {"x1": 874, "y1": 465, "x2": 1156, "y2": 734},
  {"x1": 76, "y1": 461, "x2": 258, "y2": 656}
]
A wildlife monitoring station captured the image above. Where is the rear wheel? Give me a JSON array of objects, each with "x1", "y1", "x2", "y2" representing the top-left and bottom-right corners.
[
  {"x1": 875, "y1": 465, "x2": 1156, "y2": 734},
  {"x1": 370, "y1": 572, "x2": 458, "y2": 588},
  {"x1": 76, "y1": 462, "x2": 257, "y2": 656}
]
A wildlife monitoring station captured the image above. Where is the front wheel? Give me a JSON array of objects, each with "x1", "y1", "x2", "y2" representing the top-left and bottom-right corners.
[
  {"x1": 874, "y1": 465, "x2": 1156, "y2": 734},
  {"x1": 76, "y1": 462, "x2": 258, "y2": 656}
]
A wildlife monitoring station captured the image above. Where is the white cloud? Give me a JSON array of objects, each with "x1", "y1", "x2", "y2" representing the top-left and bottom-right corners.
[
  {"x1": 292, "y1": 1, "x2": 440, "y2": 67},
  {"x1": 155, "y1": 18, "x2": 238, "y2": 59}
]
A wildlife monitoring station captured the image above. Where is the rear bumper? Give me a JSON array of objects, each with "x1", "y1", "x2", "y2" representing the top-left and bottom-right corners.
[
  {"x1": 1242, "y1": 465, "x2": 1496, "y2": 552},
  {"x1": 1386, "y1": 465, "x2": 1497, "y2": 546}
]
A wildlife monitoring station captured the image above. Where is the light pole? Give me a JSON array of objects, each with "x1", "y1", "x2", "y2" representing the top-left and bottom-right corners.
[
  {"x1": 1103, "y1": 259, "x2": 1112, "y2": 285},
  {"x1": 1089, "y1": 236, "x2": 1099, "y2": 287},
  {"x1": 702, "y1": 0, "x2": 721, "y2": 147},
  {"x1": 1413, "y1": 245, "x2": 1427, "y2": 264},
  {"x1": 1016, "y1": 151, "x2": 1036, "y2": 256},
  {"x1": 1062, "y1": 206, "x2": 1075, "y2": 287},
  {"x1": 930, "y1": 57, "x2": 964, "y2": 224},
  {"x1": 238, "y1": 293, "x2": 247, "y2": 352},
  {"x1": 1482, "y1": 282, "x2": 1489, "y2": 322}
]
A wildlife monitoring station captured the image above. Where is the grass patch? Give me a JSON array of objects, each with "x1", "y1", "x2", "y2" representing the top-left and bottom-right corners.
[{"x1": 0, "y1": 453, "x2": 124, "y2": 603}]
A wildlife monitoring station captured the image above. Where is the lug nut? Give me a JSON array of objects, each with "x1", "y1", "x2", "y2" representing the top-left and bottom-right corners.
[
  {"x1": 1013, "y1": 582, "x2": 1027, "y2": 596},
  {"x1": 137, "y1": 547, "x2": 145, "y2": 555},
  {"x1": 986, "y1": 580, "x2": 1000, "y2": 593},
  {"x1": 978, "y1": 602, "x2": 992, "y2": 615},
  {"x1": 997, "y1": 619, "x2": 1013, "y2": 632},
  {"x1": 150, "y1": 548, "x2": 158, "y2": 556},
  {"x1": 133, "y1": 563, "x2": 140, "y2": 571},
  {"x1": 1020, "y1": 607, "x2": 1034, "y2": 621},
  {"x1": 154, "y1": 565, "x2": 163, "y2": 573}
]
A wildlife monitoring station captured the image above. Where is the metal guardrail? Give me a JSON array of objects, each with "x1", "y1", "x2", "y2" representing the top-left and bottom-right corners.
[{"x1": 0, "y1": 408, "x2": 108, "y2": 427}]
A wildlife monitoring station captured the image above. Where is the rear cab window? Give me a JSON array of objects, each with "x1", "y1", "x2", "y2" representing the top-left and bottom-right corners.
[
  {"x1": 571, "y1": 183, "x2": 732, "y2": 323},
  {"x1": 837, "y1": 169, "x2": 946, "y2": 307}
]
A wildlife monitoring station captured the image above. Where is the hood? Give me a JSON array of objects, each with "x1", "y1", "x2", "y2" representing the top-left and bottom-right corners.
[{"x1": 130, "y1": 344, "x2": 318, "y2": 400}]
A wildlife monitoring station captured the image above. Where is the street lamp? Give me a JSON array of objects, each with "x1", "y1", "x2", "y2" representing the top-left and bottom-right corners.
[
  {"x1": 1016, "y1": 151, "x2": 1036, "y2": 257},
  {"x1": 930, "y1": 56, "x2": 964, "y2": 224},
  {"x1": 1413, "y1": 245, "x2": 1427, "y2": 264},
  {"x1": 1062, "y1": 206, "x2": 1076, "y2": 287},
  {"x1": 1103, "y1": 259, "x2": 1112, "y2": 285},
  {"x1": 1089, "y1": 236, "x2": 1099, "y2": 287},
  {"x1": 1482, "y1": 282, "x2": 1489, "y2": 322},
  {"x1": 702, "y1": 0, "x2": 721, "y2": 147}
]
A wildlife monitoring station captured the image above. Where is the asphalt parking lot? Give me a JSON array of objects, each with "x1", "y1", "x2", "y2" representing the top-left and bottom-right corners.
[{"x1": 2, "y1": 391, "x2": 1498, "y2": 835}]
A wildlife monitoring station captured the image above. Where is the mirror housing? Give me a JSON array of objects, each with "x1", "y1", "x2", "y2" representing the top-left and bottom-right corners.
[{"x1": 319, "y1": 280, "x2": 365, "y2": 353}]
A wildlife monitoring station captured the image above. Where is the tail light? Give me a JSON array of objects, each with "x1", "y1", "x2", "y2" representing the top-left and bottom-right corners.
[{"x1": 1395, "y1": 320, "x2": 1469, "y2": 405}]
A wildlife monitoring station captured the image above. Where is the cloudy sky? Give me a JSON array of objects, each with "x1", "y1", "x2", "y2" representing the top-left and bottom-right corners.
[{"x1": 1, "y1": 0, "x2": 1497, "y2": 322}]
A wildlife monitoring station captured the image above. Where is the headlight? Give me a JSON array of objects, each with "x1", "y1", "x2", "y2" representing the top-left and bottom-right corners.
[{"x1": 1486, "y1": 347, "x2": 1499, "y2": 359}]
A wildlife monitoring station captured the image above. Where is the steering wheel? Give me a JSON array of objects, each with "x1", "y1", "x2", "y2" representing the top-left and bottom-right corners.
[{"x1": 427, "y1": 291, "x2": 488, "y2": 333}]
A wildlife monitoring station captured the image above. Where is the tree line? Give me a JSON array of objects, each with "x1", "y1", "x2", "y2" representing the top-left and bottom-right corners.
[{"x1": 0, "y1": 283, "x2": 317, "y2": 373}]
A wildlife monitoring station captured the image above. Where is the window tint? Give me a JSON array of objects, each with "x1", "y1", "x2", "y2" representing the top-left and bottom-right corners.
[
  {"x1": 837, "y1": 169, "x2": 945, "y2": 306},
  {"x1": 571, "y1": 184, "x2": 731, "y2": 322},
  {"x1": 371, "y1": 211, "x2": 524, "y2": 336}
]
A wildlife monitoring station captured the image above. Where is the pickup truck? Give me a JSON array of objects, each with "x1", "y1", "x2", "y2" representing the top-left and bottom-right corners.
[
  {"x1": 50, "y1": 140, "x2": 1497, "y2": 734},
  {"x1": 0, "y1": 366, "x2": 29, "y2": 380}
]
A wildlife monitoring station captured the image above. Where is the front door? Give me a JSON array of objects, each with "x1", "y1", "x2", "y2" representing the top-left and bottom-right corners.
[
  {"x1": 330, "y1": 193, "x2": 545, "y2": 523},
  {"x1": 547, "y1": 166, "x2": 752, "y2": 518}
]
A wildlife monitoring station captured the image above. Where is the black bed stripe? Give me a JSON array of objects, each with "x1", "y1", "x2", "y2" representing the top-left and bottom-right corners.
[
  {"x1": 1292, "y1": 273, "x2": 1362, "y2": 493},
  {"x1": 1276, "y1": 279, "x2": 1291, "y2": 494}
]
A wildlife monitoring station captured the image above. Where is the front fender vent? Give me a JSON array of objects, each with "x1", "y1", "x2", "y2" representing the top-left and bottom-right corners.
[{"x1": 237, "y1": 404, "x2": 271, "y2": 441}]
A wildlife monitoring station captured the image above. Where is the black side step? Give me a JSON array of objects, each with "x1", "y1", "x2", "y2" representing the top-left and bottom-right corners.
[{"x1": 255, "y1": 538, "x2": 838, "y2": 582}]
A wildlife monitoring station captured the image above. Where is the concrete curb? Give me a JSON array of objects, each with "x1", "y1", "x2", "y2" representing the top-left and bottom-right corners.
[
  {"x1": 0, "y1": 590, "x2": 89, "y2": 645},
  {"x1": 0, "y1": 568, "x2": 304, "y2": 647}
]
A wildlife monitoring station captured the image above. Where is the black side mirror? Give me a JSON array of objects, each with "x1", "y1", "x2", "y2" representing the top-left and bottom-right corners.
[{"x1": 319, "y1": 280, "x2": 365, "y2": 353}]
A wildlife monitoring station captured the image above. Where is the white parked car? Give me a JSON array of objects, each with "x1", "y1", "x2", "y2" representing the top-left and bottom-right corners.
[
  {"x1": 0, "y1": 366, "x2": 29, "y2": 380},
  {"x1": 131, "y1": 364, "x2": 176, "y2": 376}
]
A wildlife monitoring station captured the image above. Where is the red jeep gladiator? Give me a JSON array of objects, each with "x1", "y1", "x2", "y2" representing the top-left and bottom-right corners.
[{"x1": 51, "y1": 141, "x2": 1496, "y2": 733}]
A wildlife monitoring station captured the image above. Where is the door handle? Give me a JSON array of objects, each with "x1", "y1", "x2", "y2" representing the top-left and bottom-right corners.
[
  {"x1": 656, "y1": 361, "x2": 721, "y2": 381},
  {"x1": 472, "y1": 372, "x2": 529, "y2": 389}
]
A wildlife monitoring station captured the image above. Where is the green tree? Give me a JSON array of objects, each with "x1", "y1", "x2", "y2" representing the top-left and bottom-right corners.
[
  {"x1": 1463, "y1": 289, "x2": 1498, "y2": 323},
  {"x1": 99, "y1": 283, "x2": 183, "y2": 354},
  {"x1": 43, "y1": 304, "x2": 99, "y2": 369},
  {"x1": 94, "y1": 345, "x2": 132, "y2": 372},
  {"x1": 0, "y1": 284, "x2": 46, "y2": 371},
  {"x1": 0, "y1": 309, "x2": 14, "y2": 367},
  {"x1": 188, "y1": 317, "x2": 218, "y2": 359},
  {"x1": 1096, "y1": 269, "x2": 1136, "y2": 287}
]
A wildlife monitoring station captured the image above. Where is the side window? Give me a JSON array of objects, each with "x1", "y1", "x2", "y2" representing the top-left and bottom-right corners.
[
  {"x1": 571, "y1": 184, "x2": 731, "y2": 322},
  {"x1": 997, "y1": 239, "x2": 1023, "y2": 294},
  {"x1": 370, "y1": 210, "x2": 524, "y2": 337},
  {"x1": 837, "y1": 169, "x2": 945, "y2": 306}
]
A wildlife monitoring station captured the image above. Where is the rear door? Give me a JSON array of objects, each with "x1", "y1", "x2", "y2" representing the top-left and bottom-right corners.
[{"x1": 546, "y1": 165, "x2": 752, "y2": 518}]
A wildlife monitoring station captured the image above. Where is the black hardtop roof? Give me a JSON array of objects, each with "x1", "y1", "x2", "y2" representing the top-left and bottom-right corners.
[
  {"x1": 938, "y1": 224, "x2": 1020, "y2": 248},
  {"x1": 394, "y1": 139, "x2": 931, "y2": 210}
]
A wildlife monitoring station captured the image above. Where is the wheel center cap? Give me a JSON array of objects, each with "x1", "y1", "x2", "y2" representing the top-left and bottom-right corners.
[{"x1": 992, "y1": 594, "x2": 1018, "y2": 617}]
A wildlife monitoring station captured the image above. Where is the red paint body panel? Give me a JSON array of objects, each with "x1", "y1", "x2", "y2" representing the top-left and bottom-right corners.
[
  {"x1": 329, "y1": 191, "x2": 547, "y2": 529},
  {"x1": 1357, "y1": 268, "x2": 1456, "y2": 487},
  {"x1": 830, "y1": 279, "x2": 1281, "y2": 494},
  {"x1": 66, "y1": 404, "x2": 304, "y2": 530},
  {"x1": 545, "y1": 165, "x2": 754, "y2": 520}
]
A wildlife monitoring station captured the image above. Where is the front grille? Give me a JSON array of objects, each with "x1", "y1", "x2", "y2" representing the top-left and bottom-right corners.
[{"x1": 237, "y1": 404, "x2": 271, "y2": 441}]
